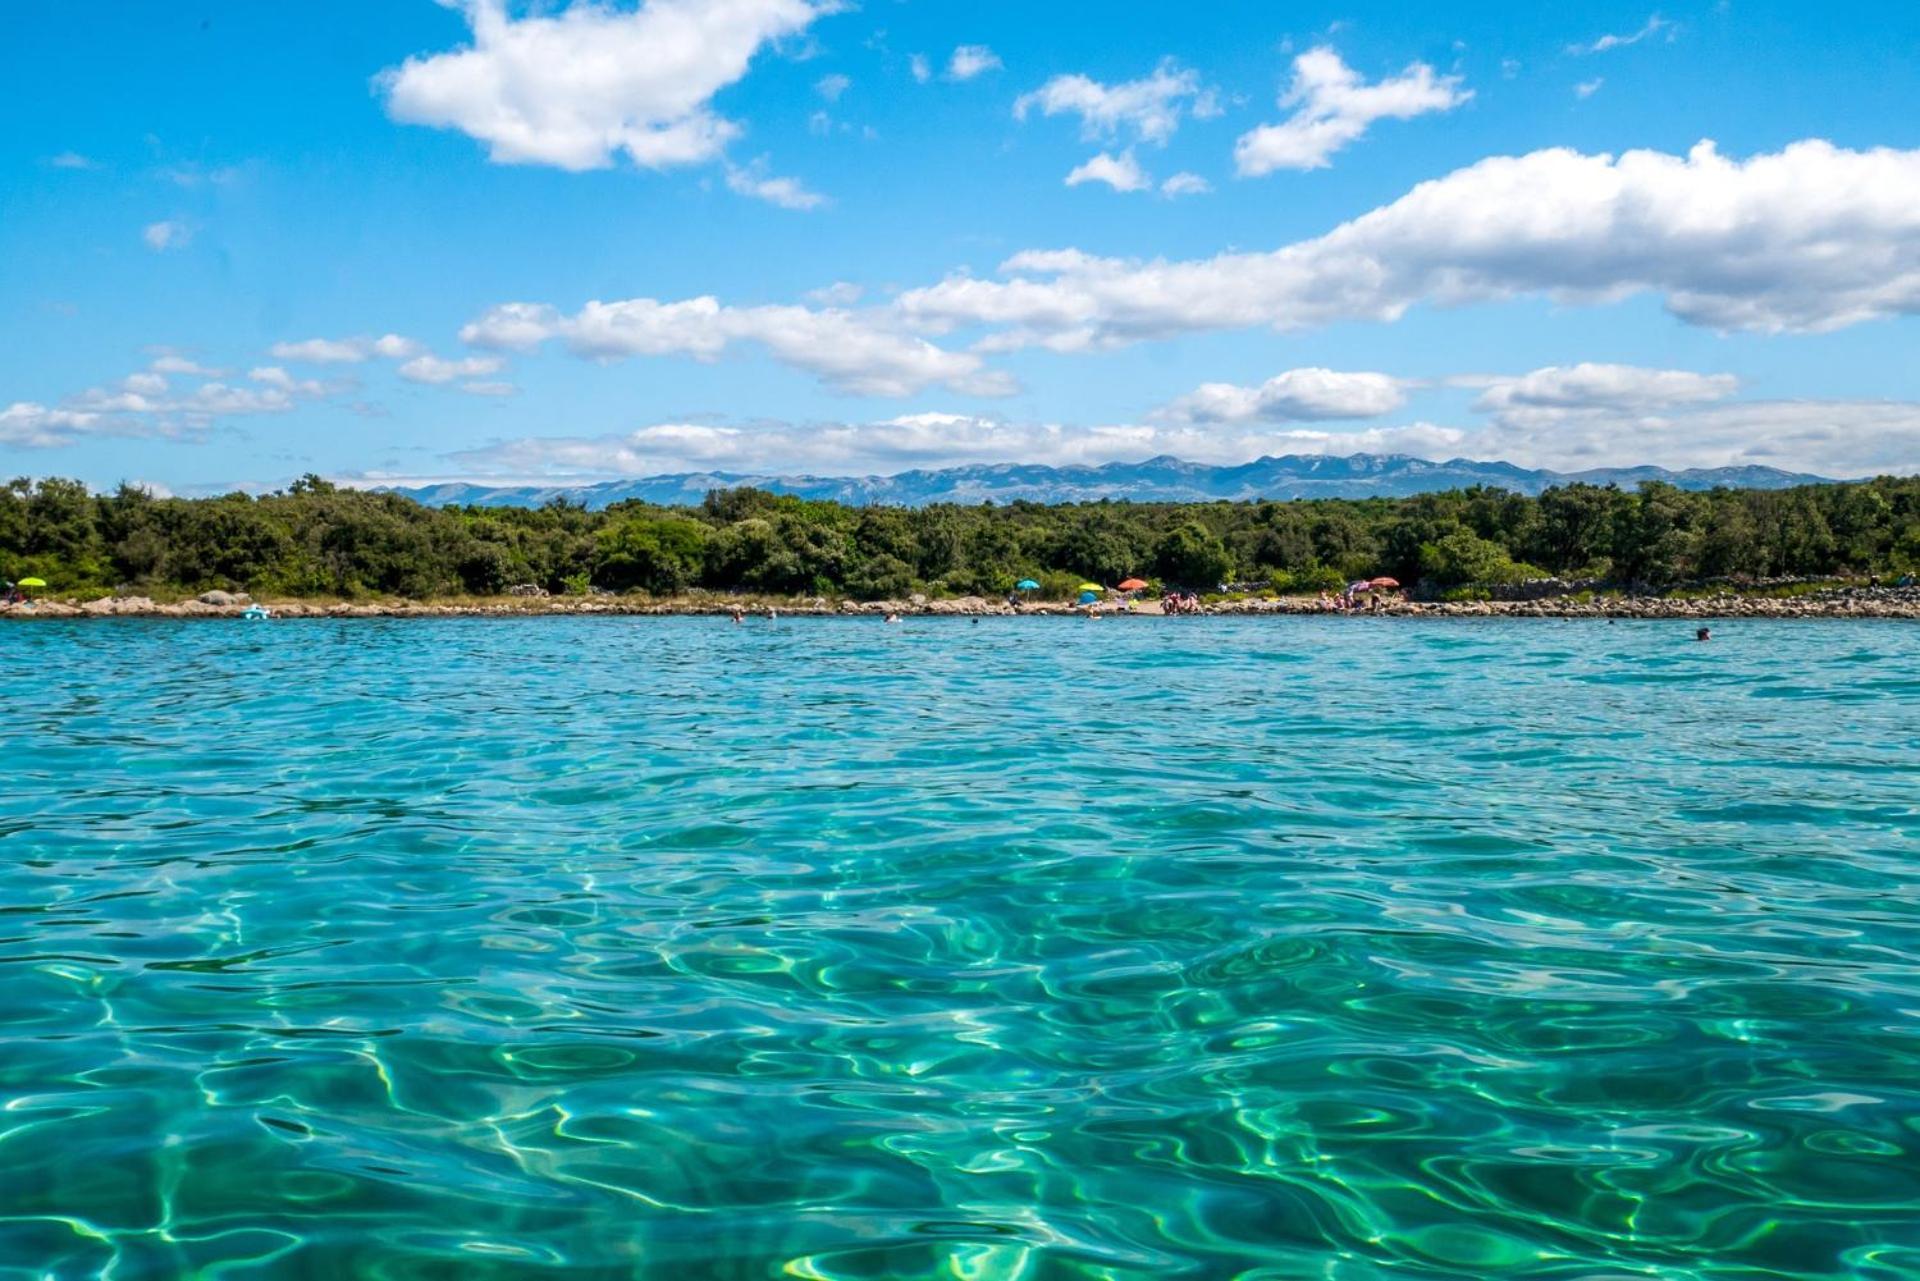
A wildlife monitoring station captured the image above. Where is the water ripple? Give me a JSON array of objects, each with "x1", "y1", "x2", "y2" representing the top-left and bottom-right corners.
[{"x1": 2, "y1": 617, "x2": 1918, "y2": 1279}]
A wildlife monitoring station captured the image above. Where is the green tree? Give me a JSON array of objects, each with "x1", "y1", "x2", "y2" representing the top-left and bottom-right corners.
[
  {"x1": 592, "y1": 514, "x2": 710, "y2": 593},
  {"x1": 1152, "y1": 521, "x2": 1234, "y2": 589}
]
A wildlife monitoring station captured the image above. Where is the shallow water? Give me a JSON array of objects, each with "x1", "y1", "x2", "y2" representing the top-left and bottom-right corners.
[{"x1": 2, "y1": 617, "x2": 1918, "y2": 1280}]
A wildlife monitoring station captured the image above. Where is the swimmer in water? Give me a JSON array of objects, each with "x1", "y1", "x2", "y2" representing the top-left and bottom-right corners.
[
  {"x1": 1695, "y1": 626, "x2": 1711, "y2": 642},
  {"x1": 730, "y1": 607, "x2": 744, "y2": 624},
  {"x1": 884, "y1": 611, "x2": 901, "y2": 624}
]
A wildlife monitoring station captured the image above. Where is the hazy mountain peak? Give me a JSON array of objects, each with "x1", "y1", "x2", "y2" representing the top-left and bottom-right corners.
[{"x1": 378, "y1": 454, "x2": 1834, "y2": 510}]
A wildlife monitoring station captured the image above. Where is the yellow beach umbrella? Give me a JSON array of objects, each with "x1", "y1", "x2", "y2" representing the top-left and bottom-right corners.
[
  {"x1": 16, "y1": 578, "x2": 46, "y2": 588},
  {"x1": 1077, "y1": 583, "x2": 1104, "y2": 593}
]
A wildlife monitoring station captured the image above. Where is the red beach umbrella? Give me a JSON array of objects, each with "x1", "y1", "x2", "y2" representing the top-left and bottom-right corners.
[
  {"x1": 1117, "y1": 578, "x2": 1149, "y2": 591},
  {"x1": 1369, "y1": 577, "x2": 1401, "y2": 589}
]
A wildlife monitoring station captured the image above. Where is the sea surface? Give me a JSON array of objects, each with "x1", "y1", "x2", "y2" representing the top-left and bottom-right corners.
[{"x1": 3, "y1": 617, "x2": 1918, "y2": 1280}]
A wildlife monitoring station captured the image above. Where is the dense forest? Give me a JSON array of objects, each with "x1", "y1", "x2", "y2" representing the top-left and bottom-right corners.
[{"x1": 3, "y1": 473, "x2": 1918, "y2": 601}]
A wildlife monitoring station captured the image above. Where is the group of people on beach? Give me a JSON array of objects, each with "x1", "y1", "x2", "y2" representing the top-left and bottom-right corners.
[
  {"x1": 1317, "y1": 590, "x2": 1385, "y2": 613},
  {"x1": 1160, "y1": 591, "x2": 1203, "y2": 615}
]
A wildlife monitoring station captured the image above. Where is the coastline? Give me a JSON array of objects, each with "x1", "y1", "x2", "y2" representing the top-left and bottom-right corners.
[{"x1": 5, "y1": 588, "x2": 1918, "y2": 621}]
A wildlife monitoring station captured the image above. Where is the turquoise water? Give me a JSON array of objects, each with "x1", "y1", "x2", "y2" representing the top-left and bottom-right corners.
[{"x1": 3, "y1": 618, "x2": 1919, "y2": 1280}]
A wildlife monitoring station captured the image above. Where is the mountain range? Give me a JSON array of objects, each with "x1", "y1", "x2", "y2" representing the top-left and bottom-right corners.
[{"x1": 380, "y1": 453, "x2": 1834, "y2": 510}]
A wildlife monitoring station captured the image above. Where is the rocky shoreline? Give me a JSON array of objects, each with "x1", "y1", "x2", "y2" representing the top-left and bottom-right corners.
[{"x1": 5, "y1": 586, "x2": 1918, "y2": 621}]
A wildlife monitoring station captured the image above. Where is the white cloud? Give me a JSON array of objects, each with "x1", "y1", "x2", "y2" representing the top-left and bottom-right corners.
[
  {"x1": 1160, "y1": 171, "x2": 1211, "y2": 197},
  {"x1": 909, "y1": 53, "x2": 932, "y2": 84},
  {"x1": 176, "y1": 383, "x2": 296, "y2": 417},
  {"x1": 1160, "y1": 369, "x2": 1409, "y2": 423},
  {"x1": 1467, "y1": 363, "x2": 1738, "y2": 426},
  {"x1": 437, "y1": 394, "x2": 1920, "y2": 481},
  {"x1": 1015, "y1": 59, "x2": 1210, "y2": 146},
  {"x1": 143, "y1": 220, "x2": 190, "y2": 251},
  {"x1": 815, "y1": 72, "x2": 850, "y2": 101},
  {"x1": 1463, "y1": 400, "x2": 1920, "y2": 476},
  {"x1": 269, "y1": 334, "x2": 423, "y2": 364},
  {"x1": 806, "y1": 281, "x2": 864, "y2": 306},
  {"x1": 248, "y1": 366, "x2": 335, "y2": 397},
  {"x1": 1065, "y1": 151, "x2": 1151, "y2": 193},
  {"x1": 461, "y1": 381, "x2": 519, "y2": 397},
  {"x1": 946, "y1": 45, "x2": 1002, "y2": 81},
  {"x1": 49, "y1": 152, "x2": 98, "y2": 170},
  {"x1": 150, "y1": 355, "x2": 222, "y2": 376},
  {"x1": 398, "y1": 354, "x2": 507, "y2": 385},
  {"x1": 378, "y1": 0, "x2": 831, "y2": 172},
  {"x1": 725, "y1": 157, "x2": 827, "y2": 210},
  {"x1": 4, "y1": 348, "x2": 379, "y2": 449},
  {"x1": 1234, "y1": 47, "x2": 1471, "y2": 175},
  {"x1": 461, "y1": 296, "x2": 1014, "y2": 397},
  {"x1": 0, "y1": 403, "x2": 105, "y2": 448},
  {"x1": 1571, "y1": 14, "x2": 1672, "y2": 55},
  {"x1": 894, "y1": 139, "x2": 1920, "y2": 345},
  {"x1": 442, "y1": 412, "x2": 1475, "y2": 479}
]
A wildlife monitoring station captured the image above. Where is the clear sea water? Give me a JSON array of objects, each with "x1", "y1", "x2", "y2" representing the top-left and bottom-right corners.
[{"x1": 3, "y1": 617, "x2": 1919, "y2": 1280}]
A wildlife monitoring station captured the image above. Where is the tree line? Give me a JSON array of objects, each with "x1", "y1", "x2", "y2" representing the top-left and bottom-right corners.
[{"x1": 3, "y1": 473, "x2": 1918, "y2": 601}]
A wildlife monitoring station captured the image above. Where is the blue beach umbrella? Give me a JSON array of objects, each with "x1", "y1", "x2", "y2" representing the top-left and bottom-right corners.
[{"x1": 1015, "y1": 579, "x2": 1039, "y2": 591}]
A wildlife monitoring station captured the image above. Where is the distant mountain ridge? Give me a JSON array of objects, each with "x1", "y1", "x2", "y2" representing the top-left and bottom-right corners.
[{"x1": 379, "y1": 453, "x2": 1835, "y2": 510}]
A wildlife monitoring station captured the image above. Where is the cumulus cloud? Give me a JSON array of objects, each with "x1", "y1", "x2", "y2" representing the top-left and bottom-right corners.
[
  {"x1": 806, "y1": 281, "x2": 864, "y2": 306},
  {"x1": 2, "y1": 347, "x2": 371, "y2": 448},
  {"x1": 442, "y1": 413, "x2": 1474, "y2": 479},
  {"x1": 814, "y1": 72, "x2": 850, "y2": 101},
  {"x1": 1159, "y1": 369, "x2": 1409, "y2": 423},
  {"x1": 1159, "y1": 172, "x2": 1211, "y2": 197},
  {"x1": 378, "y1": 0, "x2": 831, "y2": 172},
  {"x1": 249, "y1": 366, "x2": 337, "y2": 397},
  {"x1": 143, "y1": 220, "x2": 190, "y2": 251},
  {"x1": 1234, "y1": 47, "x2": 1470, "y2": 175},
  {"x1": 1571, "y1": 14, "x2": 1672, "y2": 55},
  {"x1": 894, "y1": 140, "x2": 1920, "y2": 345},
  {"x1": 447, "y1": 396, "x2": 1920, "y2": 480},
  {"x1": 460, "y1": 296, "x2": 1014, "y2": 397},
  {"x1": 1464, "y1": 400, "x2": 1920, "y2": 476},
  {"x1": 150, "y1": 354, "x2": 223, "y2": 376},
  {"x1": 398, "y1": 354, "x2": 506, "y2": 385},
  {"x1": 947, "y1": 45, "x2": 1002, "y2": 81},
  {"x1": 1575, "y1": 77, "x2": 1604, "y2": 99},
  {"x1": 269, "y1": 334, "x2": 423, "y2": 364},
  {"x1": 0, "y1": 403, "x2": 105, "y2": 448},
  {"x1": 1015, "y1": 59, "x2": 1212, "y2": 147},
  {"x1": 909, "y1": 53, "x2": 932, "y2": 84},
  {"x1": 50, "y1": 152, "x2": 98, "y2": 170},
  {"x1": 1466, "y1": 363, "x2": 1738, "y2": 427},
  {"x1": 725, "y1": 156, "x2": 827, "y2": 210},
  {"x1": 1065, "y1": 150, "x2": 1151, "y2": 193}
]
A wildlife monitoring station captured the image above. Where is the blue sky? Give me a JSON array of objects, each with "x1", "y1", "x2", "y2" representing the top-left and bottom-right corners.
[{"x1": 3, "y1": 0, "x2": 1918, "y2": 491}]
